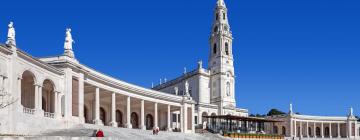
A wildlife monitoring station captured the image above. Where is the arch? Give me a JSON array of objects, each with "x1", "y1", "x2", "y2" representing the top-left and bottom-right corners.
[
  {"x1": 42, "y1": 79, "x2": 55, "y2": 113},
  {"x1": 316, "y1": 127, "x2": 321, "y2": 137},
  {"x1": 100, "y1": 107, "x2": 106, "y2": 125},
  {"x1": 308, "y1": 127, "x2": 312, "y2": 136},
  {"x1": 201, "y1": 112, "x2": 208, "y2": 124},
  {"x1": 273, "y1": 126, "x2": 278, "y2": 134},
  {"x1": 21, "y1": 70, "x2": 36, "y2": 109},
  {"x1": 282, "y1": 126, "x2": 286, "y2": 135},
  {"x1": 225, "y1": 42, "x2": 229, "y2": 55},
  {"x1": 324, "y1": 127, "x2": 330, "y2": 137},
  {"x1": 131, "y1": 112, "x2": 139, "y2": 129},
  {"x1": 213, "y1": 43, "x2": 217, "y2": 54},
  {"x1": 116, "y1": 110, "x2": 123, "y2": 127},
  {"x1": 145, "y1": 114, "x2": 154, "y2": 130}
]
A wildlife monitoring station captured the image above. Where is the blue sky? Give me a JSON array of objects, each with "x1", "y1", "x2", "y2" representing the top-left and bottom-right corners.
[{"x1": 1, "y1": 0, "x2": 359, "y2": 116}]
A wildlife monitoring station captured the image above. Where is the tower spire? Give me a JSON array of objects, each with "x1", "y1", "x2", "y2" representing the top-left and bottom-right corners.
[{"x1": 209, "y1": 0, "x2": 235, "y2": 115}]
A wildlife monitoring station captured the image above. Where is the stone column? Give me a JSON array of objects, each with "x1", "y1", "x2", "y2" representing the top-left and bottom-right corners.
[
  {"x1": 306, "y1": 121, "x2": 309, "y2": 137},
  {"x1": 54, "y1": 91, "x2": 61, "y2": 118},
  {"x1": 78, "y1": 73, "x2": 84, "y2": 122},
  {"x1": 34, "y1": 84, "x2": 39, "y2": 110},
  {"x1": 290, "y1": 118, "x2": 293, "y2": 137},
  {"x1": 35, "y1": 84, "x2": 44, "y2": 116},
  {"x1": 182, "y1": 104, "x2": 188, "y2": 133},
  {"x1": 300, "y1": 121, "x2": 303, "y2": 138},
  {"x1": 16, "y1": 76, "x2": 23, "y2": 112},
  {"x1": 314, "y1": 122, "x2": 316, "y2": 138},
  {"x1": 294, "y1": 120, "x2": 297, "y2": 138},
  {"x1": 110, "y1": 92, "x2": 117, "y2": 127},
  {"x1": 175, "y1": 112, "x2": 179, "y2": 129},
  {"x1": 347, "y1": 121, "x2": 351, "y2": 138},
  {"x1": 329, "y1": 123, "x2": 332, "y2": 138},
  {"x1": 154, "y1": 102, "x2": 158, "y2": 128},
  {"x1": 93, "y1": 87, "x2": 102, "y2": 125},
  {"x1": 167, "y1": 105, "x2": 171, "y2": 131},
  {"x1": 126, "y1": 96, "x2": 132, "y2": 128},
  {"x1": 64, "y1": 68, "x2": 73, "y2": 118},
  {"x1": 191, "y1": 104, "x2": 195, "y2": 133},
  {"x1": 140, "y1": 100, "x2": 145, "y2": 130},
  {"x1": 321, "y1": 122, "x2": 324, "y2": 138},
  {"x1": 338, "y1": 123, "x2": 341, "y2": 138}
]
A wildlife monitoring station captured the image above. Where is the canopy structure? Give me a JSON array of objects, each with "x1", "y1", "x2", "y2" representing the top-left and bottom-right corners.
[{"x1": 202, "y1": 115, "x2": 284, "y2": 135}]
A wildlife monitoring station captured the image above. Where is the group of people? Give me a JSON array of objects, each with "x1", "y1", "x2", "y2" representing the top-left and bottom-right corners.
[
  {"x1": 152, "y1": 126, "x2": 160, "y2": 135},
  {"x1": 92, "y1": 126, "x2": 161, "y2": 138}
]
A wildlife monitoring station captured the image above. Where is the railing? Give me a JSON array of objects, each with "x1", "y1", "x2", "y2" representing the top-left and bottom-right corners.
[
  {"x1": 44, "y1": 112, "x2": 55, "y2": 118},
  {"x1": 23, "y1": 107, "x2": 35, "y2": 115}
]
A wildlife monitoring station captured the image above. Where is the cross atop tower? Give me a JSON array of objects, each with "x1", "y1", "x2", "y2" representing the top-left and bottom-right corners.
[{"x1": 217, "y1": 0, "x2": 226, "y2": 8}]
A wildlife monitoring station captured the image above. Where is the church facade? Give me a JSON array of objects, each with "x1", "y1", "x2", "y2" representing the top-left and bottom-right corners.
[{"x1": 0, "y1": 0, "x2": 247, "y2": 135}]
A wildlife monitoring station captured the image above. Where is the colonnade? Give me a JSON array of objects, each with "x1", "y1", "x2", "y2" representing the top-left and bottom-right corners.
[
  {"x1": 291, "y1": 119, "x2": 358, "y2": 139},
  {"x1": 16, "y1": 70, "x2": 195, "y2": 133}
]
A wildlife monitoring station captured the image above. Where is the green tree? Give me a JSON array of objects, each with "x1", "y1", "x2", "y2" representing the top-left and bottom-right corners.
[{"x1": 267, "y1": 109, "x2": 286, "y2": 116}]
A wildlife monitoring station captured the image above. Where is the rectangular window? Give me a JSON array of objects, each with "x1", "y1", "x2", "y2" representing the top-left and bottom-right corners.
[
  {"x1": 172, "y1": 114, "x2": 177, "y2": 122},
  {"x1": 178, "y1": 114, "x2": 181, "y2": 122},
  {"x1": 195, "y1": 116, "x2": 198, "y2": 124}
]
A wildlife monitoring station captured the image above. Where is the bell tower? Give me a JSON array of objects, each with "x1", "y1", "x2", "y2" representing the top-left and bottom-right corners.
[{"x1": 209, "y1": 0, "x2": 236, "y2": 115}]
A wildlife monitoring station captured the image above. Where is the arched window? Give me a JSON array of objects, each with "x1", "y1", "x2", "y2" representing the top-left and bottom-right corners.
[
  {"x1": 316, "y1": 127, "x2": 321, "y2": 137},
  {"x1": 214, "y1": 26, "x2": 218, "y2": 32},
  {"x1": 213, "y1": 43, "x2": 217, "y2": 54},
  {"x1": 226, "y1": 82, "x2": 230, "y2": 96},
  {"x1": 325, "y1": 127, "x2": 330, "y2": 137},
  {"x1": 116, "y1": 110, "x2": 123, "y2": 127},
  {"x1": 225, "y1": 42, "x2": 229, "y2": 55},
  {"x1": 223, "y1": 13, "x2": 226, "y2": 20},
  {"x1": 282, "y1": 126, "x2": 286, "y2": 135},
  {"x1": 224, "y1": 25, "x2": 228, "y2": 31},
  {"x1": 308, "y1": 127, "x2": 312, "y2": 136},
  {"x1": 216, "y1": 13, "x2": 219, "y2": 21},
  {"x1": 131, "y1": 112, "x2": 139, "y2": 128},
  {"x1": 146, "y1": 114, "x2": 154, "y2": 130}
]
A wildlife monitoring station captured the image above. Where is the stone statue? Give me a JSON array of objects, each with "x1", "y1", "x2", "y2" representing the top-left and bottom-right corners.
[
  {"x1": 6, "y1": 22, "x2": 16, "y2": 46},
  {"x1": 289, "y1": 103, "x2": 293, "y2": 114},
  {"x1": 198, "y1": 60, "x2": 203, "y2": 69},
  {"x1": 64, "y1": 28, "x2": 74, "y2": 50},
  {"x1": 183, "y1": 67, "x2": 187, "y2": 74},
  {"x1": 185, "y1": 80, "x2": 189, "y2": 96},
  {"x1": 64, "y1": 28, "x2": 75, "y2": 58},
  {"x1": 174, "y1": 87, "x2": 178, "y2": 95},
  {"x1": 350, "y1": 107, "x2": 354, "y2": 116}
]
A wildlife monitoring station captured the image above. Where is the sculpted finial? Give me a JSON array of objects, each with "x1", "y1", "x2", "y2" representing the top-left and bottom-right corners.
[
  {"x1": 6, "y1": 21, "x2": 16, "y2": 46},
  {"x1": 64, "y1": 28, "x2": 75, "y2": 58},
  {"x1": 185, "y1": 80, "x2": 190, "y2": 96},
  {"x1": 198, "y1": 60, "x2": 203, "y2": 69},
  {"x1": 174, "y1": 87, "x2": 178, "y2": 95}
]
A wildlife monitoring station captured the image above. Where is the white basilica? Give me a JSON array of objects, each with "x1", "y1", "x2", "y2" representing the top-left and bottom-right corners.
[
  {"x1": 0, "y1": 0, "x2": 247, "y2": 135},
  {"x1": 0, "y1": 0, "x2": 359, "y2": 139}
]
